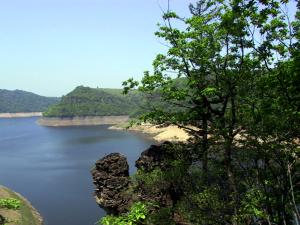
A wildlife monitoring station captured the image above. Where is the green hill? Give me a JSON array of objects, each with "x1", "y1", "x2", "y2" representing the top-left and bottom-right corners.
[
  {"x1": 43, "y1": 86, "x2": 143, "y2": 117},
  {"x1": 0, "y1": 89, "x2": 60, "y2": 113}
]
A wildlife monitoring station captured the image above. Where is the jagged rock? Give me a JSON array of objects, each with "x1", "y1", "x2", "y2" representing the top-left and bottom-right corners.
[
  {"x1": 94, "y1": 153, "x2": 129, "y2": 176},
  {"x1": 91, "y1": 153, "x2": 131, "y2": 214},
  {"x1": 135, "y1": 142, "x2": 191, "y2": 209},
  {"x1": 91, "y1": 142, "x2": 189, "y2": 215},
  {"x1": 135, "y1": 141, "x2": 175, "y2": 172},
  {"x1": 134, "y1": 142, "x2": 182, "y2": 208}
]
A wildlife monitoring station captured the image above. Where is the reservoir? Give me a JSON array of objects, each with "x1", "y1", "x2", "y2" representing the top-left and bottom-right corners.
[{"x1": 0, "y1": 117, "x2": 154, "y2": 225}]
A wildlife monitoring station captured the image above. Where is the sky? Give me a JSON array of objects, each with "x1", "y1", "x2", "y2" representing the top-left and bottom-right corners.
[
  {"x1": 0, "y1": 0, "x2": 195, "y2": 97},
  {"x1": 0, "y1": 0, "x2": 297, "y2": 97}
]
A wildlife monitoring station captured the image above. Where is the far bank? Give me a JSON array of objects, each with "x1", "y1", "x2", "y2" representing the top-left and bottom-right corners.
[
  {"x1": 37, "y1": 115, "x2": 129, "y2": 126},
  {"x1": 0, "y1": 112, "x2": 42, "y2": 118}
]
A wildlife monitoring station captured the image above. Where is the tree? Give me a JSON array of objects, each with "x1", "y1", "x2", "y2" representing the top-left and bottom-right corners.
[{"x1": 122, "y1": 0, "x2": 299, "y2": 224}]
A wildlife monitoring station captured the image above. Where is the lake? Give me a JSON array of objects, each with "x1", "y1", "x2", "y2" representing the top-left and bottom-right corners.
[{"x1": 0, "y1": 117, "x2": 154, "y2": 225}]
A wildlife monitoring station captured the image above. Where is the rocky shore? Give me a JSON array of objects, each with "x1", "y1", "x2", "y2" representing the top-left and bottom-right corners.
[
  {"x1": 38, "y1": 115, "x2": 129, "y2": 126},
  {"x1": 0, "y1": 112, "x2": 42, "y2": 118}
]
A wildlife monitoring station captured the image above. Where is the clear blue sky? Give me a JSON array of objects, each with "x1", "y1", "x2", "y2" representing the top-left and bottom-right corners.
[
  {"x1": 0, "y1": 0, "x2": 195, "y2": 97},
  {"x1": 0, "y1": 0, "x2": 296, "y2": 97}
]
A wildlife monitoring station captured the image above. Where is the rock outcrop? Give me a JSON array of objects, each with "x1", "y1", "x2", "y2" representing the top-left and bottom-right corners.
[
  {"x1": 135, "y1": 141, "x2": 175, "y2": 171},
  {"x1": 91, "y1": 153, "x2": 131, "y2": 214},
  {"x1": 135, "y1": 142, "x2": 184, "y2": 207},
  {"x1": 91, "y1": 142, "x2": 190, "y2": 215}
]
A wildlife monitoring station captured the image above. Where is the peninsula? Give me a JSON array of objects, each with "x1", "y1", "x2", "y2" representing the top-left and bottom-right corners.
[{"x1": 39, "y1": 86, "x2": 141, "y2": 126}]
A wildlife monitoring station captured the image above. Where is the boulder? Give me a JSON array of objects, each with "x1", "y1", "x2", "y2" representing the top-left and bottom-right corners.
[{"x1": 91, "y1": 153, "x2": 131, "y2": 214}]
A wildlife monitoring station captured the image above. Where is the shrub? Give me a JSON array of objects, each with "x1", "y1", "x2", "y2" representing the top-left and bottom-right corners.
[
  {"x1": 100, "y1": 202, "x2": 148, "y2": 225},
  {"x1": 0, "y1": 198, "x2": 21, "y2": 210}
]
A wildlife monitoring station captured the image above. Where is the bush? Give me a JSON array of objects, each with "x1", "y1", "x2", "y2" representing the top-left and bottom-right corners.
[
  {"x1": 0, "y1": 198, "x2": 21, "y2": 210},
  {"x1": 100, "y1": 202, "x2": 148, "y2": 225}
]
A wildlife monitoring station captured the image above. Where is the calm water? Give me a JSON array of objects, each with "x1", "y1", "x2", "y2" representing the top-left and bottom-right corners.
[{"x1": 0, "y1": 117, "x2": 154, "y2": 225}]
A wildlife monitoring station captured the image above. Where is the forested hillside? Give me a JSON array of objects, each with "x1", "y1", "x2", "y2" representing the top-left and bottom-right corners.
[
  {"x1": 43, "y1": 86, "x2": 143, "y2": 117},
  {"x1": 0, "y1": 89, "x2": 59, "y2": 113}
]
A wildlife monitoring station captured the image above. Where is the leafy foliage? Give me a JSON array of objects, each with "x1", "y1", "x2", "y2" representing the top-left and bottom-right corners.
[
  {"x1": 100, "y1": 202, "x2": 148, "y2": 225},
  {"x1": 0, "y1": 198, "x2": 21, "y2": 210},
  {"x1": 119, "y1": 0, "x2": 300, "y2": 224}
]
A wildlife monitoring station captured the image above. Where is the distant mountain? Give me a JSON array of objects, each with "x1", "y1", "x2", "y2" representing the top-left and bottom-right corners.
[
  {"x1": 0, "y1": 89, "x2": 60, "y2": 113},
  {"x1": 43, "y1": 86, "x2": 143, "y2": 117}
]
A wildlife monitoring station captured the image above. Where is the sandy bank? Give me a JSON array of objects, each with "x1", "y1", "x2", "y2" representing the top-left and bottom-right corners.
[
  {"x1": 0, "y1": 112, "x2": 42, "y2": 118},
  {"x1": 0, "y1": 185, "x2": 43, "y2": 225},
  {"x1": 109, "y1": 123, "x2": 192, "y2": 142},
  {"x1": 38, "y1": 115, "x2": 129, "y2": 127}
]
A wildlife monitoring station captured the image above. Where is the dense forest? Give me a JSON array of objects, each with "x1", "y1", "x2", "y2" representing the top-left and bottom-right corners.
[
  {"x1": 0, "y1": 89, "x2": 59, "y2": 113},
  {"x1": 43, "y1": 86, "x2": 144, "y2": 117},
  {"x1": 99, "y1": 0, "x2": 300, "y2": 224}
]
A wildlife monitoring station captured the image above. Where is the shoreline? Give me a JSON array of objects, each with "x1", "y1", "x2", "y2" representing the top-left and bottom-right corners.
[
  {"x1": 109, "y1": 123, "x2": 192, "y2": 143},
  {"x1": 0, "y1": 185, "x2": 43, "y2": 225},
  {"x1": 38, "y1": 115, "x2": 129, "y2": 126},
  {"x1": 0, "y1": 112, "x2": 42, "y2": 118},
  {"x1": 3, "y1": 114, "x2": 191, "y2": 142}
]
